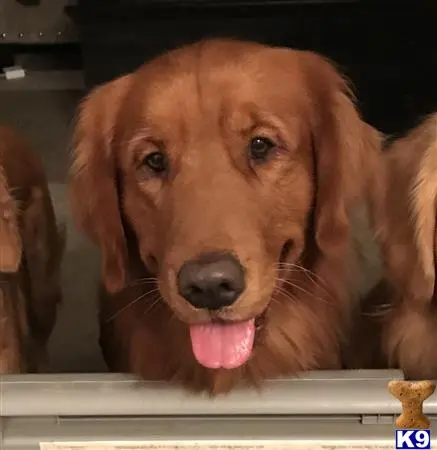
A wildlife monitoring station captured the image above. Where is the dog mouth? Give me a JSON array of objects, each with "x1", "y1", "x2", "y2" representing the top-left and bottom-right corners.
[
  {"x1": 186, "y1": 241, "x2": 291, "y2": 371},
  {"x1": 188, "y1": 312, "x2": 267, "y2": 370},
  {"x1": 188, "y1": 318, "x2": 255, "y2": 370}
]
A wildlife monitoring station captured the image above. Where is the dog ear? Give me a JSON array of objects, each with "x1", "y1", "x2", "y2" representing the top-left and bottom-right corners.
[
  {"x1": 299, "y1": 51, "x2": 384, "y2": 264},
  {"x1": 19, "y1": 186, "x2": 66, "y2": 344},
  {"x1": 69, "y1": 75, "x2": 132, "y2": 294},
  {"x1": 0, "y1": 165, "x2": 22, "y2": 273},
  {"x1": 21, "y1": 186, "x2": 66, "y2": 295}
]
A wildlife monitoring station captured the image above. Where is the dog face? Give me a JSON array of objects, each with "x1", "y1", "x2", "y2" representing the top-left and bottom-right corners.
[{"x1": 70, "y1": 39, "x2": 381, "y2": 376}]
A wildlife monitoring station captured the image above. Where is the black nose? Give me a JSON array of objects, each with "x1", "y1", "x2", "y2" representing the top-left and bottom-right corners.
[{"x1": 177, "y1": 252, "x2": 246, "y2": 310}]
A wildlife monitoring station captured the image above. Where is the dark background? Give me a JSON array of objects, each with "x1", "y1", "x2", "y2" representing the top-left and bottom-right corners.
[{"x1": 76, "y1": 0, "x2": 437, "y2": 137}]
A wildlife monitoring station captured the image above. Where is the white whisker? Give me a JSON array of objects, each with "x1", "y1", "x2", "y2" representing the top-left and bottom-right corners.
[
  {"x1": 276, "y1": 262, "x2": 329, "y2": 289},
  {"x1": 142, "y1": 294, "x2": 163, "y2": 317},
  {"x1": 122, "y1": 277, "x2": 159, "y2": 289},
  {"x1": 273, "y1": 285, "x2": 298, "y2": 305},
  {"x1": 106, "y1": 287, "x2": 161, "y2": 323},
  {"x1": 276, "y1": 277, "x2": 331, "y2": 305},
  {"x1": 275, "y1": 262, "x2": 333, "y2": 300}
]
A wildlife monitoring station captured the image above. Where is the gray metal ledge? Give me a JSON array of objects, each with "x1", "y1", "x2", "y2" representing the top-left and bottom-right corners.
[
  {"x1": 2, "y1": 418, "x2": 407, "y2": 450},
  {"x1": 0, "y1": 369, "x2": 412, "y2": 417}
]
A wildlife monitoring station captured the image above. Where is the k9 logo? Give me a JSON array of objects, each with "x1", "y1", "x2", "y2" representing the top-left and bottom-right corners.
[{"x1": 395, "y1": 429, "x2": 431, "y2": 449}]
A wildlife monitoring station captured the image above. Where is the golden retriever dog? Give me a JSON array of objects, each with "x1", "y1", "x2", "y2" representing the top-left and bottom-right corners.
[
  {"x1": 0, "y1": 126, "x2": 65, "y2": 373},
  {"x1": 356, "y1": 113, "x2": 437, "y2": 379},
  {"x1": 69, "y1": 38, "x2": 385, "y2": 394}
]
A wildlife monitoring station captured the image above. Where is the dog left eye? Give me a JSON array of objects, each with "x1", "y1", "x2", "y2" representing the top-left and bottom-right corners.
[
  {"x1": 142, "y1": 151, "x2": 168, "y2": 174},
  {"x1": 248, "y1": 136, "x2": 275, "y2": 161}
]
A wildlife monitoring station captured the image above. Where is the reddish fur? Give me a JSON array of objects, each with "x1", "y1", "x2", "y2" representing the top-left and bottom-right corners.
[
  {"x1": 360, "y1": 114, "x2": 437, "y2": 379},
  {"x1": 0, "y1": 126, "x2": 65, "y2": 373},
  {"x1": 69, "y1": 39, "x2": 383, "y2": 394}
]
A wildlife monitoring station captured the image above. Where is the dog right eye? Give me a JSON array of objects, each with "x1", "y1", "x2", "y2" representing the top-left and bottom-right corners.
[
  {"x1": 248, "y1": 136, "x2": 275, "y2": 162},
  {"x1": 142, "y1": 151, "x2": 168, "y2": 174}
]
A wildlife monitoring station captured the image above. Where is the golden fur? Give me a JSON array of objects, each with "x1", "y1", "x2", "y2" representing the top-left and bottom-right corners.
[
  {"x1": 0, "y1": 126, "x2": 65, "y2": 373},
  {"x1": 354, "y1": 113, "x2": 437, "y2": 378},
  {"x1": 382, "y1": 113, "x2": 437, "y2": 379},
  {"x1": 69, "y1": 39, "x2": 384, "y2": 394}
]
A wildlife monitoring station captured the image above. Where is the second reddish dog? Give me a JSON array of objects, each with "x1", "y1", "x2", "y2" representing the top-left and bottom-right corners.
[{"x1": 0, "y1": 125, "x2": 65, "y2": 373}]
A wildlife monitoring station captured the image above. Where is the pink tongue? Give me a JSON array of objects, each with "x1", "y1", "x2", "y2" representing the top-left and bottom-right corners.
[{"x1": 189, "y1": 319, "x2": 255, "y2": 369}]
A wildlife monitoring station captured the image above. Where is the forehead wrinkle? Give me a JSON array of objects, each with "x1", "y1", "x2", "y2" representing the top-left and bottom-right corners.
[
  {"x1": 135, "y1": 43, "x2": 306, "y2": 154},
  {"x1": 193, "y1": 59, "x2": 259, "y2": 147},
  {"x1": 140, "y1": 73, "x2": 198, "y2": 148},
  {"x1": 193, "y1": 46, "x2": 227, "y2": 139}
]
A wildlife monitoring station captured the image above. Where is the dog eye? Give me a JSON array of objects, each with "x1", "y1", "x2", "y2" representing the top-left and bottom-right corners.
[
  {"x1": 249, "y1": 136, "x2": 275, "y2": 161},
  {"x1": 142, "y1": 151, "x2": 167, "y2": 173}
]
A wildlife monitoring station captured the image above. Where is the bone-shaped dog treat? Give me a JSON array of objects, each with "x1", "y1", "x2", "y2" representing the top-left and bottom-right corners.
[{"x1": 388, "y1": 380, "x2": 436, "y2": 429}]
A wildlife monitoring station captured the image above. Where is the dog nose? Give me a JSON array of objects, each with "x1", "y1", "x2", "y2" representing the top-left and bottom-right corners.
[{"x1": 177, "y1": 253, "x2": 246, "y2": 310}]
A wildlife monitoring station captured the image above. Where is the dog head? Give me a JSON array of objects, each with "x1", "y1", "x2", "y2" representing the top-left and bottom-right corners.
[{"x1": 70, "y1": 39, "x2": 381, "y2": 375}]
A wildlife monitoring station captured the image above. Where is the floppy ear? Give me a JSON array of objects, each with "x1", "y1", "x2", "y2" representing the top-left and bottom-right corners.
[
  {"x1": 0, "y1": 165, "x2": 22, "y2": 273},
  {"x1": 18, "y1": 186, "x2": 66, "y2": 346},
  {"x1": 69, "y1": 75, "x2": 132, "y2": 294},
  {"x1": 21, "y1": 186, "x2": 66, "y2": 297},
  {"x1": 299, "y1": 52, "x2": 384, "y2": 260}
]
